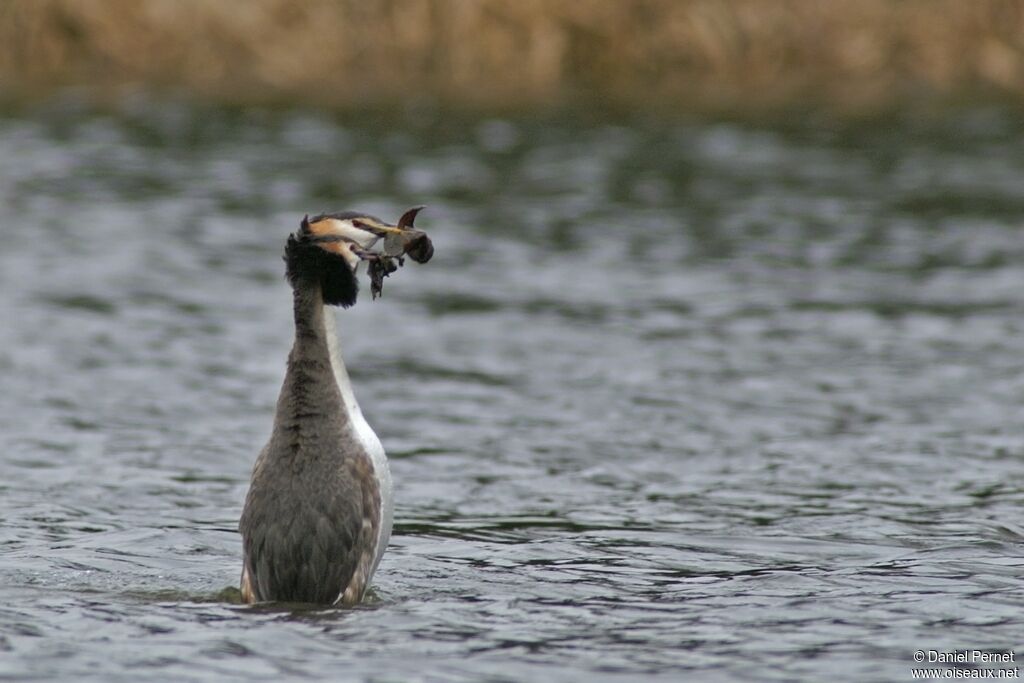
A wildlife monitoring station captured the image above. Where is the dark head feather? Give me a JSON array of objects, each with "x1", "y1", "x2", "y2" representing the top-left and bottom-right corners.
[{"x1": 284, "y1": 232, "x2": 359, "y2": 308}]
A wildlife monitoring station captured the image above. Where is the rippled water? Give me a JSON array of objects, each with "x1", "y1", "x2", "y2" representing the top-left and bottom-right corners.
[{"x1": 1, "y1": 100, "x2": 1023, "y2": 681}]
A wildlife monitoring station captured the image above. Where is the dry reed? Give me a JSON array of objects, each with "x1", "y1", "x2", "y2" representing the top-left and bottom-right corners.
[{"x1": 0, "y1": 0, "x2": 1022, "y2": 114}]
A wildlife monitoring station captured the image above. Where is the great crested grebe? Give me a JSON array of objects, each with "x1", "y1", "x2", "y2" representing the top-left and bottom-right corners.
[{"x1": 239, "y1": 207, "x2": 432, "y2": 605}]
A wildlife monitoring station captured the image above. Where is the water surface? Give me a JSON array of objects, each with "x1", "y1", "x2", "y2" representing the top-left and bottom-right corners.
[{"x1": 1, "y1": 101, "x2": 1023, "y2": 681}]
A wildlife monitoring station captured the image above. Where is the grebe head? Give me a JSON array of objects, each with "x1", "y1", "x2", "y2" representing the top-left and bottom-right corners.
[
  {"x1": 306, "y1": 207, "x2": 434, "y2": 263},
  {"x1": 284, "y1": 215, "x2": 364, "y2": 308},
  {"x1": 286, "y1": 208, "x2": 434, "y2": 306}
]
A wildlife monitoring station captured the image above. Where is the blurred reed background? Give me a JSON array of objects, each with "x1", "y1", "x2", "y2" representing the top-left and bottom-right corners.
[{"x1": 1, "y1": 0, "x2": 1023, "y2": 114}]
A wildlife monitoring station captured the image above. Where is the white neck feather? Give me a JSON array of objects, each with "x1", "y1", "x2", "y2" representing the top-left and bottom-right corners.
[{"x1": 321, "y1": 306, "x2": 394, "y2": 582}]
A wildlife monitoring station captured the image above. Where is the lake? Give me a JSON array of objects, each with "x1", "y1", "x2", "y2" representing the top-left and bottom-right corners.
[{"x1": 1, "y1": 99, "x2": 1022, "y2": 681}]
